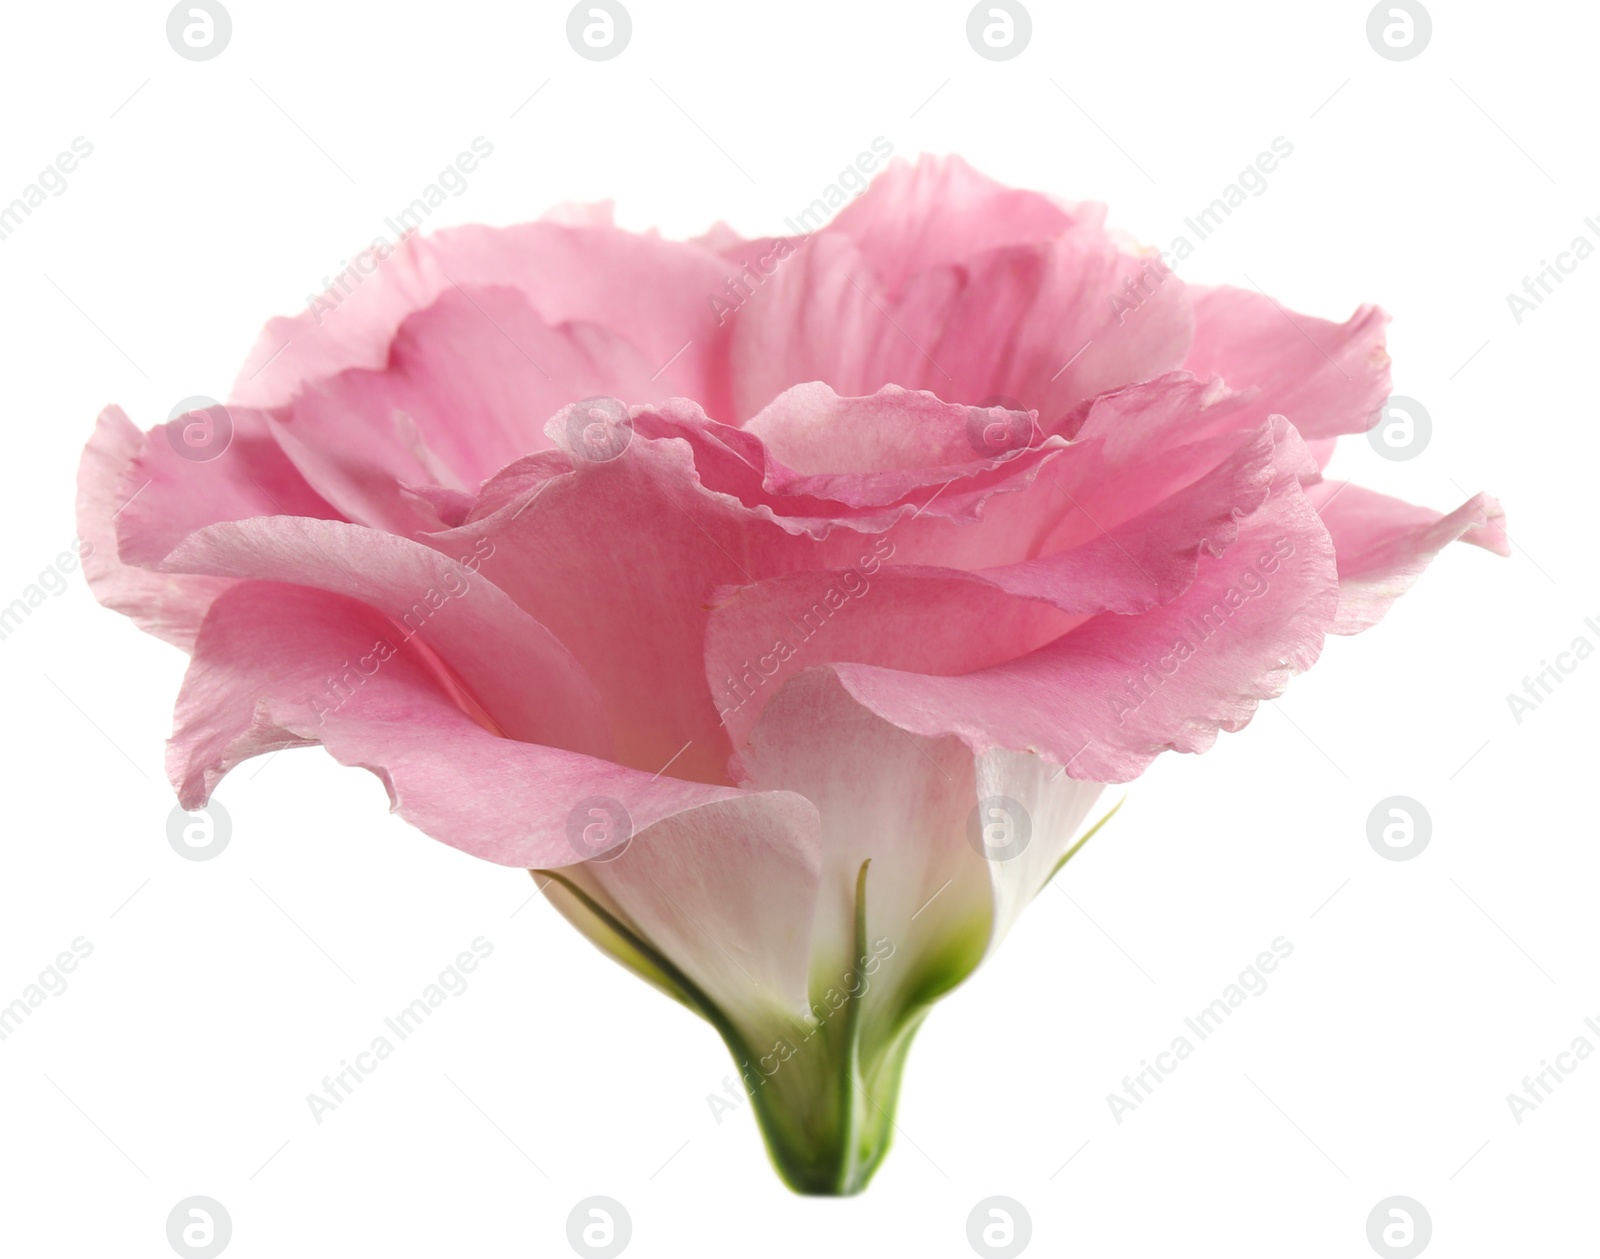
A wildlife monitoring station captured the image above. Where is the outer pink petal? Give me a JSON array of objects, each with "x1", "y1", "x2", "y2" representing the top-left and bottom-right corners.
[
  {"x1": 232, "y1": 219, "x2": 736, "y2": 419},
  {"x1": 708, "y1": 417, "x2": 1292, "y2": 750},
  {"x1": 174, "y1": 580, "x2": 824, "y2": 1027},
  {"x1": 76, "y1": 406, "x2": 234, "y2": 650},
  {"x1": 263, "y1": 287, "x2": 662, "y2": 534},
  {"x1": 114, "y1": 406, "x2": 343, "y2": 569},
  {"x1": 152, "y1": 516, "x2": 611, "y2": 756},
  {"x1": 1308, "y1": 482, "x2": 1509, "y2": 634},
  {"x1": 435, "y1": 391, "x2": 1101, "y2": 780},
  {"x1": 435, "y1": 408, "x2": 827, "y2": 783},
  {"x1": 1183, "y1": 286, "x2": 1391, "y2": 440},
  {"x1": 170, "y1": 582, "x2": 810, "y2": 857},
  {"x1": 827, "y1": 472, "x2": 1340, "y2": 782}
]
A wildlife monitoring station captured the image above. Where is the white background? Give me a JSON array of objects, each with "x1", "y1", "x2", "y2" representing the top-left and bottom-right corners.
[{"x1": 1, "y1": 1, "x2": 1595, "y2": 1255}]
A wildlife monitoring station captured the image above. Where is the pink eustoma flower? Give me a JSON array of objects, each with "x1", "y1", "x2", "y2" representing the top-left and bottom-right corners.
[{"x1": 78, "y1": 156, "x2": 1506, "y2": 1194}]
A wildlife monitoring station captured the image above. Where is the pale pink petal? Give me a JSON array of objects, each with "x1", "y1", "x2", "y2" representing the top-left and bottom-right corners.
[
  {"x1": 707, "y1": 417, "x2": 1293, "y2": 748},
  {"x1": 729, "y1": 227, "x2": 1192, "y2": 424},
  {"x1": 154, "y1": 516, "x2": 611, "y2": 756},
  {"x1": 825, "y1": 154, "x2": 1095, "y2": 294},
  {"x1": 436, "y1": 392, "x2": 1090, "y2": 780},
  {"x1": 1308, "y1": 482, "x2": 1509, "y2": 633},
  {"x1": 174, "y1": 580, "x2": 823, "y2": 1031},
  {"x1": 669, "y1": 387, "x2": 1065, "y2": 526},
  {"x1": 437, "y1": 407, "x2": 826, "y2": 782},
  {"x1": 171, "y1": 581, "x2": 810, "y2": 857},
  {"x1": 114, "y1": 406, "x2": 343, "y2": 568},
  {"x1": 233, "y1": 219, "x2": 735, "y2": 418},
  {"x1": 264, "y1": 287, "x2": 662, "y2": 534},
  {"x1": 743, "y1": 382, "x2": 1017, "y2": 473},
  {"x1": 76, "y1": 406, "x2": 235, "y2": 650},
  {"x1": 1183, "y1": 287, "x2": 1391, "y2": 440},
  {"x1": 827, "y1": 473, "x2": 1340, "y2": 783}
]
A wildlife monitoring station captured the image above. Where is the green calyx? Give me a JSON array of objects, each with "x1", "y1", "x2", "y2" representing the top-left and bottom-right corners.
[
  {"x1": 534, "y1": 794, "x2": 1121, "y2": 1194},
  {"x1": 537, "y1": 860, "x2": 940, "y2": 1195}
]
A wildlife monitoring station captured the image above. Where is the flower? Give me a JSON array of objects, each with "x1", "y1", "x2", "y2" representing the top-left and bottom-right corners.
[{"x1": 78, "y1": 155, "x2": 1506, "y2": 1194}]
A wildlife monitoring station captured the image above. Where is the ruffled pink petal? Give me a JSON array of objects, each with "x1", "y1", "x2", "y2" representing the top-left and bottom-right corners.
[
  {"x1": 1308, "y1": 482, "x2": 1509, "y2": 634},
  {"x1": 707, "y1": 415, "x2": 1294, "y2": 749},
  {"x1": 113, "y1": 406, "x2": 343, "y2": 568},
  {"x1": 743, "y1": 382, "x2": 1019, "y2": 474},
  {"x1": 654, "y1": 387, "x2": 1064, "y2": 528},
  {"x1": 1035, "y1": 375, "x2": 1305, "y2": 551},
  {"x1": 263, "y1": 287, "x2": 662, "y2": 535},
  {"x1": 170, "y1": 581, "x2": 810, "y2": 855},
  {"x1": 436, "y1": 390, "x2": 1117, "y2": 780},
  {"x1": 437, "y1": 408, "x2": 830, "y2": 783},
  {"x1": 153, "y1": 516, "x2": 611, "y2": 756},
  {"x1": 826, "y1": 469, "x2": 1340, "y2": 783},
  {"x1": 826, "y1": 154, "x2": 1096, "y2": 295},
  {"x1": 1183, "y1": 287, "x2": 1391, "y2": 440},
  {"x1": 174, "y1": 580, "x2": 823, "y2": 1028},
  {"x1": 729, "y1": 227, "x2": 1192, "y2": 424},
  {"x1": 232, "y1": 219, "x2": 736, "y2": 419},
  {"x1": 76, "y1": 407, "x2": 235, "y2": 650},
  {"x1": 629, "y1": 381, "x2": 1264, "y2": 581}
]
